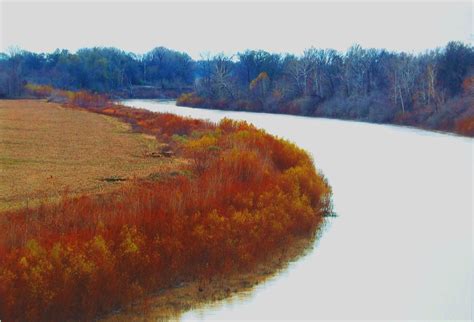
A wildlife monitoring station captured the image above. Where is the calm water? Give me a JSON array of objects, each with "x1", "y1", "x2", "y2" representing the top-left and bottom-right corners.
[{"x1": 123, "y1": 100, "x2": 473, "y2": 321}]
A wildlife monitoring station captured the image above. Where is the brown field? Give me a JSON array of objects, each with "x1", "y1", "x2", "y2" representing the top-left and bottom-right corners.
[{"x1": 0, "y1": 99, "x2": 180, "y2": 211}]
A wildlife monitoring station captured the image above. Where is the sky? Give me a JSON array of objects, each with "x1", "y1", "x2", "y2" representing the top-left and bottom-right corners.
[{"x1": 1, "y1": 1, "x2": 472, "y2": 59}]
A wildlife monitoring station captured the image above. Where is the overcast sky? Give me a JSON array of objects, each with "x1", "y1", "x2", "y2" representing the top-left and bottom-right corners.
[{"x1": 1, "y1": 1, "x2": 472, "y2": 59}]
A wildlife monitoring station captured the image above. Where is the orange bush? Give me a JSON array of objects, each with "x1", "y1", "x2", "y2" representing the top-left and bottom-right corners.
[
  {"x1": 176, "y1": 92, "x2": 206, "y2": 107},
  {"x1": 462, "y1": 76, "x2": 474, "y2": 96},
  {"x1": 24, "y1": 84, "x2": 54, "y2": 98},
  {"x1": 0, "y1": 92, "x2": 332, "y2": 321},
  {"x1": 455, "y1": 115, "x2": 474, "y2": 136},
  {"x1": 70, "y1": 91, "x2": 108, "y2": 108},
  {"x1": 24, "y1": 84, "x2": 108, "y2": 109}
]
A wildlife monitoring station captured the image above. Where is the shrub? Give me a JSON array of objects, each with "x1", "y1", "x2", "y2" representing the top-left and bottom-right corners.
[
  {"x1": 176, "y1": 92, "x2": 206, "y2": 107},
  {"x1": 24, "y1": 84, "x2": 54, "y2": 98},
  {"x1": 455, "y1": 115, "x2": 474, "y2": 136}
]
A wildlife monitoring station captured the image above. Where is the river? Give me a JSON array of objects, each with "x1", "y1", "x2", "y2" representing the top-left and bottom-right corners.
[{"x1": 123, "y1": 99, "x2": 472, "y2": 321}]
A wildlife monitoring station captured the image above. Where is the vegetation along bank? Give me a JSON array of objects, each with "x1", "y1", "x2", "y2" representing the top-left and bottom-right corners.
[{"x1": 0, "y1": 89, "x2": 332, "y2": 321}]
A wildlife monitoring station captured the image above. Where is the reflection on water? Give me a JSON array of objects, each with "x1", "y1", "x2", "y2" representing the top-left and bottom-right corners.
[{"x1": 123, "y1": 100, "x2": 473, "y2": 321}]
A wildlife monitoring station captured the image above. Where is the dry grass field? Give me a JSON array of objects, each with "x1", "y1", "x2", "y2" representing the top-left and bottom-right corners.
[{"x1": 0, "y1": 99, "x2": 180, "y2": 211}]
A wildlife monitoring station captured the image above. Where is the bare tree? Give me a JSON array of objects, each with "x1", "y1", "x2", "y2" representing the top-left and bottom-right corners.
[
  {"x1": 387, "y1": 54, "x2": 418, "y2": 113},
  {"x1": 212, "y1": 54, "x2": 235, "y2": 99},
  {"x1": 6, "y1": 46, "x2": 24, "y2": 97}
]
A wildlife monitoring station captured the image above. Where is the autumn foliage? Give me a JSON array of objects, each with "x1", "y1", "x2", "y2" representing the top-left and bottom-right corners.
[
  {"x1": 25, "y1": 84, "x2": 109, "y2": 109},
  {"x1": 176, "y1": 92, "x2": 207, "y2": 107},
  {"x1": 455, "y1": 115, "x2": 474, "y2": 136},
  {"x1": 0, "y1": 91, "x2": 331, "y2": 321},
  {"x1": 24, "y1": 84, "x2": 55, "y2": 98}
]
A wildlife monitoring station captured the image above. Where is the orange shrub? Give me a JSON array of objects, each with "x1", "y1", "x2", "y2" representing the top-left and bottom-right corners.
[
  {"x1": 70, "y1": 91, "x2": 108, "y2": 108},
  {"x1": 24, "y1": 84, "x2": 54, "y2": 98},
  {"x1": 24, "y1": 84, "x2": 108, "y2": 108},
  {"x1": 455, "y1": 115, "x2": 474, "y2": 136},
  {"x1": 462, "y1": 76, "x2": 474, "y2": 96},
  {"x1": 176, "y1": 92, "x2": 206, "y2": 107}
]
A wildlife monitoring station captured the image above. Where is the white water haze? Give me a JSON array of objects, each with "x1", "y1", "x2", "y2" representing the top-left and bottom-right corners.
[{"x1": 123, "y1": 100, "x2": 473, "y2": 321}]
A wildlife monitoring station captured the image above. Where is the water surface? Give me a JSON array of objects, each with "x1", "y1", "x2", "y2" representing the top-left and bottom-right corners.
[{"x1": 123, "y1": 99, "x2": 473, "y2": 321}]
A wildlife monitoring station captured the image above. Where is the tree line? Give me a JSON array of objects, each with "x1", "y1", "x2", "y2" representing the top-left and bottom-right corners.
[
  {"x1": 179, "y1": 41, "x2": 473, "y2": 134},
  {"x1": 0, "y1": 46, "x2": 193, "y2": 96},
  {"x1": 1, "y1": 42, "x2": 473, "y2": 134}
]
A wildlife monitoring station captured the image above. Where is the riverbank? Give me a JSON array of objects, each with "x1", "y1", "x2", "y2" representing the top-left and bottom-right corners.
[
  {"x1": 0, "y1": 92, "x2": 332, "y2": 321},
  {"x1": 124, "y1": 98, "x2": 472, "y2": 320},
  {"x1": 101, "y1": 231, "x2": 321, "y2": 321},
  {"x1": 110, "y1": 85, "x2": 192, "y2": 100},
  {"x1": 177, "y1": 93, "x2": 474, "y2": 137}
]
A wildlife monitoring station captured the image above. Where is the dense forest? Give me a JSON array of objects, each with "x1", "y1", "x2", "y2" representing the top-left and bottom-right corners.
[{"x1": 1, "y1": 42, "x2": 473, "y2": 135}]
